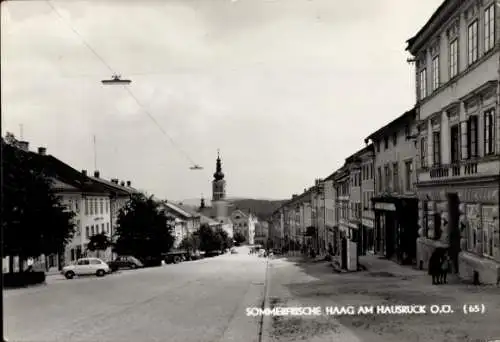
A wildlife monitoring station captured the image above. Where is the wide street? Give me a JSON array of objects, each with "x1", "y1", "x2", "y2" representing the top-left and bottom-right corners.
[
  {"x1": 4, "y1": 246, "x2": 267, "y2": 342},
  {"x1": 6, "y1": 251, "x2": 500, "y2": 342}
]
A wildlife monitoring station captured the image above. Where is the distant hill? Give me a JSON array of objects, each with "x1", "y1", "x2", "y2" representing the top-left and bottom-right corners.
[
  {"x1": 178, "y1": 198, "x2": 287, "y2": 221},
  {"x1": 229, "y1": 198, "x2": 287, "y2": 221}
]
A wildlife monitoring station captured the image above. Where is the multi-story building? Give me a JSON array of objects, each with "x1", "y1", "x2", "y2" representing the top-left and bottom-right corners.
[
  {"x1": 365, "y1": 108, "x2": 419, "y2": 265},
  {"x1": 360, "y1": 144, "x2": 376, "y2": 254},
  {"x1": 254, "y1": 221, "x2": 269, "y2": 246},
  {"x1": 324, "y1": 175, "x2": 336, "y2": 254},
  {"x1": 406, "y1": 0, "x2": 500, "y2": 284},
  {"x1": 161, "y1": 201, "x2": 202, "y2": 247},
  {"x1": 230, "y1": 209, "x2": 256, "y2": 244},
  {"x1": 344, "y1": 145, "x2": 376, "y2": 256},
  {"x1": 332, "y1": 165, "x2": 351, "y2": 268}
]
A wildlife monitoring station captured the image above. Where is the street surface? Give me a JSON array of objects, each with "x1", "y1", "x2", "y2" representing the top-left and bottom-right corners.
[
  {"x1": 265, "y1": 256, "x2": 500, "y2": 342},
  {"x1": 4, "y1": 246, "x2": 267, "y2": 342}
]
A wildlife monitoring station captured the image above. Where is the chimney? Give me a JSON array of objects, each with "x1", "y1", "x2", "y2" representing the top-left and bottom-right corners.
[
  {"x1": 120, "y1": 181, "x2": 125, "y2": 186},
  {"x1": 38, "y1": 147, "x2": 47, "y2": 155},
  {"x1": 17, "y1": 141, "x2": 29, "y2": 151},
  {"x1": 94, "y1": 170, "x2": 100, "y2": 178},
  {"x1": 126, "y1": 180, "x2": 131, "y2": 187},
  {"x1": 82, "y1": 170, "x2": 87, "y2": 176}
]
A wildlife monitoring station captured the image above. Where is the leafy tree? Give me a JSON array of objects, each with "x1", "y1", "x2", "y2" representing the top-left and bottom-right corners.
[
  {"x1": 198, "y1": 224, "x2": 220, "y2": 252},
  {"x1": 233, "y1": 232, "x2": 246, "y2": 245},
  {"x1": 2, "y1": 135, "x2": 76, "y2": 272},
  {"x1": 216, "y1": 228, "x2": 233, "y2": 251},
  {"x1": 179, "y1": 233, "x2": 200, "y2": 253},
  {"x1": 87, "y1": 232, "x2": 112, "y2": 259},
  {"x1": 113, "y1": 193, "x2": 175, "y2": 260}
]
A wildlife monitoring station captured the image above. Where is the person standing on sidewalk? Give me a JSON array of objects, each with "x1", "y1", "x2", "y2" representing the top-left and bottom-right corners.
[
  {"x1": 428, "y1": 249, "x2": 442, "y2": 285},
  {"x1": 440, "y1": 251, "x2": 451, "y2": 284}
]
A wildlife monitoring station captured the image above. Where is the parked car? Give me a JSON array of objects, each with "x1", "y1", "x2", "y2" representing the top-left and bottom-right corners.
[
  {"x1": 138, "y1": 256, "x2": 163, "y2": 267},
  {"x1": 61, "y1": 257, "x2": 110, "y2": 279},
  {"x1": 108, "y1": 256, "x2": 143, "y2": 272},
  {"x1": 230, "y1": 248, "x2": 237, "y2": 254}
]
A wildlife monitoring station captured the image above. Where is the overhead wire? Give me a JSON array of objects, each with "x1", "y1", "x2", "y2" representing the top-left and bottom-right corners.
[{"x1": 45, "y1": 0, "x2": 199, "y2": 168}]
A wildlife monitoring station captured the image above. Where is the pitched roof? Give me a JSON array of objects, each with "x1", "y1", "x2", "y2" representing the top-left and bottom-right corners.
[
  {"x1": 365, "y1": 108, "x2": 416, "y2": 141},
  {"x1": 231, "y1": 209, "x2": 248, "y2": 218},
  {"x1": 200, "y1": 214, "x2": 219, "y2": 226},
  {"x1": 162, "y1": 201, "x2": 196, "y2": 219},
  {"x1": 88, "y1": 176, "x2": 140, "y2": 196}
]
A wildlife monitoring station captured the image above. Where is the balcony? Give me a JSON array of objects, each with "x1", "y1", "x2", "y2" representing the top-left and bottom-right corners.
[{"x1": 418, "y1": 157, "x2": 498, "y2": 183}]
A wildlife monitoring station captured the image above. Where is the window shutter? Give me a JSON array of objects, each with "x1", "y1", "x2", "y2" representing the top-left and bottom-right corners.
[{"x1": 460, "y1": 120, "x2": 468, "y2": 159}]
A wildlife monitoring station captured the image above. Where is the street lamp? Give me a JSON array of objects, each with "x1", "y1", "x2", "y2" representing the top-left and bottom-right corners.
[{"x1": 101, "y1": 74, "x2": 131, "y2": 85}]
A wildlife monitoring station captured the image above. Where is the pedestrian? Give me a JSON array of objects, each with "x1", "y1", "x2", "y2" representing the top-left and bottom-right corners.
[
  {"x1": 428, "y1": 249, "x2": 442, "y2": 285},
  {"x1": 440, "y1": 251, "x2": 451, "y2": 284}
]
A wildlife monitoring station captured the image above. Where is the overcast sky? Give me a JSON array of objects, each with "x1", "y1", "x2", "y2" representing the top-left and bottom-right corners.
[{"x1": 1, "y1": 0, "x2": 442, "y2": 201}]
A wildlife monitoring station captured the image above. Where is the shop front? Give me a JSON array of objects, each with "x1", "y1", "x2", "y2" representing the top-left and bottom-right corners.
[{"x1": 372, "y1": 196, "x2": 419, "y2": 265}]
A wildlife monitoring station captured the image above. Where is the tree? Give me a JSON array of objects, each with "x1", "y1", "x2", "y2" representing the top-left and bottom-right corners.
[
  {"x1": 113, "y1": 193, "x2": 175, "y2": 260},
  {"x1": 87, "y1": 232, "x2": 112, "y2": 259},
  {"x1": 2, "y1": 135, "x2": 76, "y2": 272},
  {"x1": 179, "y1": 233, "x2": 200, "y2": 253},
  {"x1": 215, "y1": 228, "x2": 232, "y2": 251},
  {"x1": 198, "y1": 224, "x2": 219, "y2": 252},
  {"x1": 233, "y1": 232, "x2": 246, "y2": 246}
]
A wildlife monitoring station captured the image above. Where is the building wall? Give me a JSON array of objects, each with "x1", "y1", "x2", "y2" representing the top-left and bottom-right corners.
[
  {"x1": 373, "y1": 119, "x2": 418, "y2": 196},
  {"x1": 410, "y1": 0, "x2": 500, "y2": 284},
  {"x1": 361, "y1": 155, "x2": 375, "y2": 233}
]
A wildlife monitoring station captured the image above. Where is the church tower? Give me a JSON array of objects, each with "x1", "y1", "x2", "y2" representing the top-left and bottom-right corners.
[
  {"x1": 212, "y1": 150, "x2": 226, "y2": 201},
  {"x1": 211, "y1": 149, "x2": 229, "y2": 220}
]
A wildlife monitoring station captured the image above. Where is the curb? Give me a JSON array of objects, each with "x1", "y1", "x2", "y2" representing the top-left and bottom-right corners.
[{"x1": 260, "y1": 258, "x2": 272, "y2": 342}]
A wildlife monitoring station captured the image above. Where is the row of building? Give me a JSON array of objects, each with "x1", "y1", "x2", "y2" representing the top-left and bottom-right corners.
[
  {"x1": 270, "y1": 0, "x2": 500, "y2": 284},
  {"x1": 3, "y1": 136, "x2": 264, "y2": 272}
]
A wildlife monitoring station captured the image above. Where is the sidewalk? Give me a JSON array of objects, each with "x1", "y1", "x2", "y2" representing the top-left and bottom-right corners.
[{"x1": 262, "y1": 254, "x2": 500, "y2": 342}]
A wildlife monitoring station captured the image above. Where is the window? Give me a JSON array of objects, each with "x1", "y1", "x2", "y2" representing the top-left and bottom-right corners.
[
  {"x1": 85, "y1": 199, "x2": 89, "y2": 215},
  {"x1": 392, "y1": 162, "x2": 399, "y2": 192},
  {"x1": 484, "y1": 109, "x2": 495, "y2": 155},
  {"x1": 405, "y1": 160, "x2": 413, "y2": 191},
  {"x1": 485, "y1": 4, "x2": 495, "y2": 52},
  {"x1": 91, "y1": 225, "x2": 95, "y2": 236},
  {"x1": 86, "y1": 226, "x2": 89, "y2": 238},
  {"x1": 419, "y1": 68, "x2": 427, "y2": 99},
  {"x1": 450, "y1": 124, "x2": 460, "y2": 163},
  {"x1": 468, "y1": 20, "x2": 478, "y2": 65},
  {"x1": 422, "y1": 201, "x2": 429, "y2": 237},
  {"x1": 107, "y1": 222, "x2": 110, "y2": 233},
  {"x1": 432, "y1": 131, "x2": 441, "y2": 165},
  {"x1": 449, "y1": 39, "x2": 458, "y2": 78},
  {"x1": 467, "y1": 115, "x2": 478, "y2": 158},
  {"x1": 420, "y1": 137, "x2": 428, "y2": 168},
  {"x1": 77, "y1": 259, "x2": 90, "y2": 265},
  {"x1": 384, "y1": 165, "x2": 390, "y2": 192},
  {"x1": 404, "y1": 125, "x2": 410, "y2": 139},
  {"x1": 101, "y1": 223, "x2": 105, "y2": 233},
  {"x1": 384, "y1": 137, "x2": 389, "y2": 150},
  {"x1": 432, "y1": 56, "x2": 440, "y2": 91},
  {"x1": 90, "y1": 259, "x2": 101, "y2": 265},
  {"x1": 100, "y1": 199, "x2": 104, "y2": 214},
  {"x1": 377, "y1": 167, "x2": 382, "y2": 192},
  {"x1": 392, "y1": 132, "x2": 397, "y2": 146},
  {"x1": 90, "y1": 199, "x2": 94, "y2": 215},
  {"x1": 105, "y1": 200, "x2": 109, "y2": 213},
  {"x1": 376, "y1": 141, "x2": 380, "y2": 153},
  {"x1": 461, "y1": 120, "x2": 469, "y2": 159}
]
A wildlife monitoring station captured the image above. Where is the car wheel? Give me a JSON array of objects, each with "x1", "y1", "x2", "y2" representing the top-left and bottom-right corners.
[
  {"x1": 173, "y1": 256, "x2": 181, "y2": 264},
  {"x1": 65, "y1": 271, "x2": 75, "y2": 279},
  {"x1": 96, "y1": 269, "x2": 105, "y2": 277},
  {"x1": 130, "y1": 264, "x2": 136, "y2": 269}
]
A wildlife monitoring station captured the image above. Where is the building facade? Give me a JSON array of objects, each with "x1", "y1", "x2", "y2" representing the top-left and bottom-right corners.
[
  {"x1": 366, "y1": 108, "x2": 419, "y2": 265},
  {"x1": 254, "y1": 221, "x2": 269, "y2": 246},
  {"x1": 161, "y1": 201, "x2": 202, "y2": 248},
  {"x1": 360, "y1": 145, "x2": 376, "y2": 255},
  {"x1": 230, "y1": 209, "x2": 256, "y2": 244},
  {"x1": 406, "y1": 0, "x2": 500, "y2": 283}
]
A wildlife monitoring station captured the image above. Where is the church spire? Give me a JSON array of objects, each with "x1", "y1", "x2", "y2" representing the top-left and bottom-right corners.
[{"x1": 213, "y1": 149, "x2": 224, "y2": 181}]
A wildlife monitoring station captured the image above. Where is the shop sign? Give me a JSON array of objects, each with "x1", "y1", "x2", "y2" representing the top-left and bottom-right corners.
[{"x1": 374, "y1": 202, "x2": 396, "y2": 211}]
